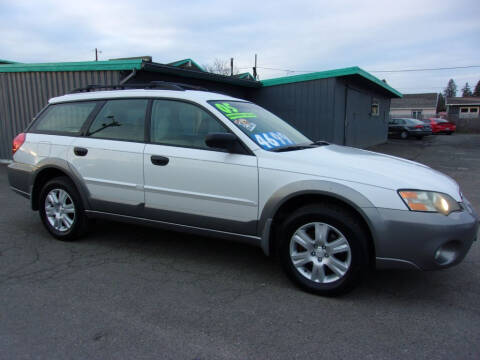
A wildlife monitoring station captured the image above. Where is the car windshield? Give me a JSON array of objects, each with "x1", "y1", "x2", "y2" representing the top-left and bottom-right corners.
[
  {"x1": 208, "y1": 100, "x2": 312, "y2": 151},
  {"x1": 432, "y1": 118, "x2": 448, "y2": 123}
]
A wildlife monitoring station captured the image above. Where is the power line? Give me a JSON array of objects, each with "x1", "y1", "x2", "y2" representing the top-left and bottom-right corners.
[
  {"x1": 239, "y1": 64, "x2": 480, "y2": 74},
  {"x1": 369, "y1": 65, "x2": 480, "y2": 73}
]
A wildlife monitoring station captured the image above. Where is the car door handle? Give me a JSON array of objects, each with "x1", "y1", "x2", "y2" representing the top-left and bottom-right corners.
[
  {"x1": 74, "y1": 147, "x2": 88, "y2": 156},
  {"x1": 151, "y1": 155, "x2": 169, "y2": 166}
]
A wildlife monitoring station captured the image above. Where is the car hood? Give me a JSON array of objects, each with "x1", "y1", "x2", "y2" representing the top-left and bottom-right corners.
[{"x1": 260, "y1": 144, "x2": 461, "y2": 201}]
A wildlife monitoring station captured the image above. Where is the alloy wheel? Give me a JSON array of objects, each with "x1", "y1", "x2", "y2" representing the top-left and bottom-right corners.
[
  {"x1": 289, "y1": 222, "x2": 351, "y2": 283},
  {"x1": 45, "y1": 188, "x2": 76, "y2": 232}
]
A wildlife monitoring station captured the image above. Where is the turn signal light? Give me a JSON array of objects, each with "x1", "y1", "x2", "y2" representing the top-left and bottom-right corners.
[{"x1": 12, "y1": 133, "x2": 26, "y2": 155}]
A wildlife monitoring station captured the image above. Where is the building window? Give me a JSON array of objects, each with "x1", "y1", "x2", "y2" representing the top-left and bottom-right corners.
[
  {"x1": 412, "y1": 110, "x2": 422, "y2": 119},
  {"x1": 459, "y1": 107, "x2": 479, "y2": 118},
  {"x1": 371, "y1": 100, "x2": 379, "y2": 116}
]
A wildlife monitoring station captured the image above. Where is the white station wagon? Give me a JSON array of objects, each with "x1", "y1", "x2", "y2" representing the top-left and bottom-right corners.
[{"x1": 8, "y1": 83, "x2": 478, "y2": 295}]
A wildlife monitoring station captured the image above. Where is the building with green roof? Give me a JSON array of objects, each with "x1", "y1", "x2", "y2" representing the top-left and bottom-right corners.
[{"x1": 0, "y1": 57, "x2": 400, "y2": 159}]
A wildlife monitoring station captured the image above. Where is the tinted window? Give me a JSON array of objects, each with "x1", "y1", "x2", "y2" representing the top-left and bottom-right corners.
[
  {"x1": 151, "y1": 100, "x2": 228, "y2": 149},
  {"x1": 34, "y1": 102, "x2": 97, "y2": 133},
  {"x1": 88, "y1": 99, "x2": 147, "y2": 142}
]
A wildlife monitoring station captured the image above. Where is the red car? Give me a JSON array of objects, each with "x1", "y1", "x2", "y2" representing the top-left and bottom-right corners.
[{"x1": 423, "y1": 118, "x2": 456, "y2": 135}]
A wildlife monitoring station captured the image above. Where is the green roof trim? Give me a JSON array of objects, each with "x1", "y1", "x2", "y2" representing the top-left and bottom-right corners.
[
  {"x1": 0, "y1": 59, "x2": 143, "y2": 73},
  {"x1": 235, "y1": 72, "x2": 254, "y2": 80},
  {"x1": 168, "y1": 58, "x2": 205, "y2": 72},
  {"x1": 261, "y1": 66, "x2": 402, "y2": 97},
  {"x1": 0, "y1": 59, "x2": 20, "y2": 64}
]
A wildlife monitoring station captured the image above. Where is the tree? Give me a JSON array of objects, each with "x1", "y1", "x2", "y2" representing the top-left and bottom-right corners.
[
  {"x1": 437, "y1": 93, "x2": 446, "y2": 112},
  {"x1": 461, "y1": 82, "x2": 473, "y2": 97},
  {"x1": 473, "y1": 80, "x2": 480, "y2": 97},
  {"x1": 443, "y1": 79, "x2": 457, "y2": 98},
  {"x1": 203, "y1": 58, "x2": 239, "y2": 76}
]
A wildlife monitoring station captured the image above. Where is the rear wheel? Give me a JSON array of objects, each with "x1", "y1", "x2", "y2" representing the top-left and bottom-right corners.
[
  {"x1": 400, "y1": 131, "x2": 408, "y2": 139},
  {"x1": 278, "y1": 203, "x2": 369, "y2": 296},
  {"x1": 39, "y1": 176, "x2": 88, "y2": 241}
]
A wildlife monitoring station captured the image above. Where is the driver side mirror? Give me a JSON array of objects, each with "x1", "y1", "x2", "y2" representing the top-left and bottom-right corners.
[{"x1": 205, "y1": 133, "x2": 240, "y2": 153}]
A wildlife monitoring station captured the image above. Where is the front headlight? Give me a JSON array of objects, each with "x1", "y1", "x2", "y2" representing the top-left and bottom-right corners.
[{"x1": 398, "y1": 190, "x2": 461, "y2": 215}]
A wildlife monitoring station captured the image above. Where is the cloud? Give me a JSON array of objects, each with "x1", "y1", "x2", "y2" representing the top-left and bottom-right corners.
[{"x1": 1, "y1": 0, "x2": 479, "y2": 93}]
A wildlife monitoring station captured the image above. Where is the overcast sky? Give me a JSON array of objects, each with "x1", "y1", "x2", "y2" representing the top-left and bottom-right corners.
[{"x1": 1, "y1": 0, "x2": 479, "y2": 95}]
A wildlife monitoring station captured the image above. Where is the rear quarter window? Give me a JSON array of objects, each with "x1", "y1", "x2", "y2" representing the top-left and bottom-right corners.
[{"x1": 33, "y1": 102, "x2": 97, "y2": 134}]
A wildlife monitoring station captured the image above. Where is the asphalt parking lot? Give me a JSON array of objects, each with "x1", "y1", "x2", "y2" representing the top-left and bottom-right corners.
[{"x1": 1, "y1": 134, "x2": 479, "y2": 360}]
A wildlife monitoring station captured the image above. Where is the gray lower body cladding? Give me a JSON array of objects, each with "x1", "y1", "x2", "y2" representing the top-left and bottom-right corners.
[{"x1": 7, "y1": 162, "x2": 34, "y2": 198}]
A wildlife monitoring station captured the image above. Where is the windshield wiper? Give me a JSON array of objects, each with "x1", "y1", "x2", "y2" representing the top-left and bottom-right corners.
[
  {"x1": 310, "y1": 140, "x2": 330, "y2": 146},
  {"x1": 271, "y1": 144, "x2": 313, "y2": 152}
]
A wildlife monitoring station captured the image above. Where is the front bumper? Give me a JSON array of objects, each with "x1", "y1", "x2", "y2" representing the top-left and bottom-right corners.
[{"x1": 365, "y1": 199, "x2": 478, "y2": 270}]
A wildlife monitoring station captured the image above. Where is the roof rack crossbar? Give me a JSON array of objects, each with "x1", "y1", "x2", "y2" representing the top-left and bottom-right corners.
[{"x1": 69, "y1": 81, "x2": 208, "y2": 94}]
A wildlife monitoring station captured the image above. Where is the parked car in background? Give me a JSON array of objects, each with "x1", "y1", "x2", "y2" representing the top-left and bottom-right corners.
[
  {"x1": 422, "y1": 118, "x2": 456, "y2": 135},
  {"x1": 388, "y1": 118, "x2": 433, "y2": 139}
]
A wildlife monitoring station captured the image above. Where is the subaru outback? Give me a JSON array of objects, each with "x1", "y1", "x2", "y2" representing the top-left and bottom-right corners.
[{"x1": 7, "y1": 84, "x2": 479, "y2": 295}]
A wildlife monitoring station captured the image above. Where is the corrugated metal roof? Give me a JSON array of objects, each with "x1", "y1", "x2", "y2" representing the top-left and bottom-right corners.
[
  {"x1": 391, "y1": 93, "x2": 438, "y2": 109},
  {"x1": 261, "y1": 66, "x2": 402, "y2": 98},
  {"x1": 142, "y1": 62, "x2": 261, "y2": 88},
  {"x1": 0, "y1": 59, "x2": 143, "y2": 72},
  {"x1": 168, "y1": 58, "x2": 205, "y2": 72}
]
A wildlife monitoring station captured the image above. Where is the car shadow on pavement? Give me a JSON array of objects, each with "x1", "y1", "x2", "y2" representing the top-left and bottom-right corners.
[{"x1": 83, "y1": 219, "x2": 458, "y2": 301}]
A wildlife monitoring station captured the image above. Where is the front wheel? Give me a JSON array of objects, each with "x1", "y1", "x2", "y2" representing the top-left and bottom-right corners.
[
  {"x1": 39, "y1": 176, "x2": 88, "y2": 241},
  {"x1": 400, "y1": 131, "x2": 408, "y2": 139},
  {"x1": 278, "y1": 203, "x2": 369, "y2": 296}
]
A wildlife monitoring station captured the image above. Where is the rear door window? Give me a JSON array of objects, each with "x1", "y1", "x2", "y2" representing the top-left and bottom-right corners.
[
  {"x1": 87, "y1": 99, "x2": 148, "y2": 142},
  {"x1": 33, "y1": 102, "x2": 97, "y2": 134}
]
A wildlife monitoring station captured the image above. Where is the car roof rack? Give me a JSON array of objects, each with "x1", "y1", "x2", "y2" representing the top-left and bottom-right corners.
[{"x1": 69, "y1": 81, "x2": 208, "y2": 94}]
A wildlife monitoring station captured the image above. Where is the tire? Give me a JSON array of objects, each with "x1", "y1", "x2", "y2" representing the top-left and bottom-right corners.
[
  {"x1": 447, "y1": 132, "x2": 453, "y2": 135},
  {"x1": 39, "y1": 176, "x2": 88, "y2": 241},
  {"x1": 277, "y1": 203, "x2": 369, "y2": 296},
  {"x1": 400, "y1": 131, "x2": 408, "y2": 139},
  {"x1": 416, "y1": 135, "x2": 423, "y2": 140}
]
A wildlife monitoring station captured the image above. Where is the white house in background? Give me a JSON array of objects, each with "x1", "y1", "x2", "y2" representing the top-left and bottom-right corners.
[
  {"x1": 390, "y1": 93, "x2": 439, "y2": 119},
  {"x1": 446, "y1": 97, "x2": 480, "y2": 119}
]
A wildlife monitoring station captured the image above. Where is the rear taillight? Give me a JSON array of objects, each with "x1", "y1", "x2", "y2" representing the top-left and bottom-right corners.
[
  {"x1": 415, "y1": 125, "x2": 423, "y2": 128},
  {"x1": 12, "y1": 133, "x2": 26, "y2": 155}
]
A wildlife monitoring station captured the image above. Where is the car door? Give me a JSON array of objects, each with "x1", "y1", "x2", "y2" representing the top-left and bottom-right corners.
[
  {"x1": 143, "y1": 99, "x2": 258, "y2": 235},
  {"x1": 68, "y1": 98, "x2": 148, "y2": 215}
]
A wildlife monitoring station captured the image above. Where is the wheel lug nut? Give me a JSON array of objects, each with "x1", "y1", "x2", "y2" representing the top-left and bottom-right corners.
[{"x1": 311, "y1": 251, "x2": 316, "y2": 256}]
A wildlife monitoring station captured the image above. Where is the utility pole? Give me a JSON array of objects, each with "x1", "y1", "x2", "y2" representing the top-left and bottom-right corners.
[
  {"x1": 94, "y1": 48, "x2": 102, "y2": 61},
  {"x1": 253, "y1": 54, "x2": 258, "y2": 80},
  {"x1": 230, "y1": 58, "x2": 234, "y2": 76}
]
